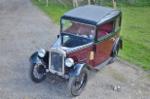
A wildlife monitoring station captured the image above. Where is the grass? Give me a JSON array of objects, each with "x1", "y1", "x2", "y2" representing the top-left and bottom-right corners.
[
  {"x1": 119, "y1": 7, "x2": 150, "y2": 70},
  {"x1": 32, "y1": 0, "x2": 71, "y2": 23},
  {"x1": 32, "y1": 0, "x2": 150, "y2": 70}
]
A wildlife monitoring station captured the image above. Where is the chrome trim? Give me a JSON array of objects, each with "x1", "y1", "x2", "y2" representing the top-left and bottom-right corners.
[
  {"x1": 49, "y1": 48, "x2": 66, "y2": 76},
  {"x1": 52, "y1": 37, "x2": 93, "y2": 54},
  {"x1": 78, "y1": 58, "x2": 87, "y2": 62}
]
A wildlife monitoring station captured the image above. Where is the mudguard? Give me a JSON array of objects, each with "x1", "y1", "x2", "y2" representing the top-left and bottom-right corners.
[
  {"x1": 29, "y1": 52, "x2": 42, "y2": 65},
  {"x1": 29, "y1": 51, "x2": 49, "y2": 67},
  {"x1": 111, "y1": 37, "x2": 123, "y2": 56},
  {"x1": 69, "y1": 63, "x2": 87, "y2": 77}
]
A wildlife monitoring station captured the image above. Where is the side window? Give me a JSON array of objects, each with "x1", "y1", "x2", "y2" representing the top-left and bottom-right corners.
[
  {"x1": 114, "y1": 16, "x2": 121, "y2": 32},
  {"x1": 97, "y1": 21, "x2": 114, "y2": 39}
]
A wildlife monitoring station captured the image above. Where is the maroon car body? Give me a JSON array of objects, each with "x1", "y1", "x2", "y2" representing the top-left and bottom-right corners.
[
  {"x1": 30, "y1": 5, "x2": 122, "y2": 96},
  {"x1": 59, "y1": 5, "x2": 122, "y2": 69}
]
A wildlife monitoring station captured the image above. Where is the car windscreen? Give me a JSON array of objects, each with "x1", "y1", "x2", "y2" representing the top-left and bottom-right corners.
[
  {"x1": 61, "y1": 33, "x2": 92, "y2": 48},
  {"x1": 61, "y1": 19, "x2": 96, "y2": 40}
]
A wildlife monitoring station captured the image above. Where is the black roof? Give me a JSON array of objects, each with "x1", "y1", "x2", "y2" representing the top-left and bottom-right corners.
[{"x1": 62, "y1": 5, "x2": 121, "y2": 25}]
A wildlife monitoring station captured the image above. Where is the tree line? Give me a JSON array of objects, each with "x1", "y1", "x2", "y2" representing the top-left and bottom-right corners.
[{"x1": 38, "y1": 0, "x2": 150, "y2": 7}]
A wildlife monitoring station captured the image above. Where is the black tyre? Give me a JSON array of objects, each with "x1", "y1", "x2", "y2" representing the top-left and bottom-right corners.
[
  {"x1": 68, "y1": 67, "x2": 88, "y2": 96},
  {"x1": 110, "y1": 44, "x2": 120, "y2": 63},
  {"x1": 30, "y1": 63, "x2": 46, "y2": 83}
]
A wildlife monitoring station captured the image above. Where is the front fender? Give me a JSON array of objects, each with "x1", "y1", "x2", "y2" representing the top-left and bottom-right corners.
[
  {"x1": 69, "y1": 63, "x2": 86, "y2": 77},
  {"x1": 30, "y1": 50, "x2": 49, "y2": 65},
  {"x1": 29, "y1": 52, "x2": 42, "y2": 65}
]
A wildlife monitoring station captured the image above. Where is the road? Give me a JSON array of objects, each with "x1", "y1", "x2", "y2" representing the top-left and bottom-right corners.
[{"x1": 0, "y1": 0, "x2": 150, "y2": 99}]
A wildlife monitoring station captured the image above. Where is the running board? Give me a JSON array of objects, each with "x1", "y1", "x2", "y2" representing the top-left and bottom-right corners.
[{"x1": 94, "y1": 57, "x2": 112, "y2": 70}]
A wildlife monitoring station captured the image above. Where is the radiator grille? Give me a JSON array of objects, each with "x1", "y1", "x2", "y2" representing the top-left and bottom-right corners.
[{"x1": 50, "y1": 51, "x2": 63, "y2": 73}]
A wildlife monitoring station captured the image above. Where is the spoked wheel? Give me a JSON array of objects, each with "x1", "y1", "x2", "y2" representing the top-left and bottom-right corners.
[
  {"x1": 30, "y1": 64, "x2": 46, "y2": 83},
  {"x1": 68, "y1": 67, "x2": 88, "y2": 96}
]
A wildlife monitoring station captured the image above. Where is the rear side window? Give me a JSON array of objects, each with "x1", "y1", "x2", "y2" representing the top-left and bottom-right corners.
[
  {"x1": 97, "y1": 21, "x2": 114, "y2": 39},
  {"x1": 114, "y1": 16, "x2": 121, "y2": 32}
]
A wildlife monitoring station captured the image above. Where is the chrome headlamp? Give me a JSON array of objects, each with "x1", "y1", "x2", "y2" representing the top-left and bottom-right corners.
[
  {"x1": 37, "y1": 48, "x2": 46, "y2": 58},
  {"x1": 65, "y1": 58, "x2": 74, "y2": 67}
]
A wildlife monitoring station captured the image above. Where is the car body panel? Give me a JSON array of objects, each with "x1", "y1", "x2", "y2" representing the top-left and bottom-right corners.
[
  {"x1": 94, "y1": 36, "x2": 114, "y2": 66},
  {"x1": 67, "y1": 44, "x2": 94, "y2": 67}
]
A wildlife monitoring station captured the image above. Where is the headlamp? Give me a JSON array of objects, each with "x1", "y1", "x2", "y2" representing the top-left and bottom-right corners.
[
  {"x1": 65, "y1": 58, "x2": 74, "y2": 67},
  {"x1": 37, "y1": 48, "x2": 46, "y2": 58}
]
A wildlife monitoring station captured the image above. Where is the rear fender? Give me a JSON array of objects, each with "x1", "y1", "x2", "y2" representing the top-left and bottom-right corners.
[
  {"x1": 111, "y1": 37, "x2": 123, "y2": 56},
  {"x1": 119, "y1": 37, "x2": 123, "y2": 49}
]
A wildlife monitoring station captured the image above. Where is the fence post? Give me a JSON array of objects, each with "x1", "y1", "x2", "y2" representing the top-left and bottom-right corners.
[
  {"x1": 73, "y1": 0, "x2": 78, "y2": 7},
  {"x1": 46, "y1": 0, "x2": 48, "y2": 6},
  {"x1": 88, "y1": 0, "x2": 91, "y2": 5},
  {"x1": 112, "y1": 0, "x2": 117, "y2": 8},
  {"x1": 88, "y1": 0, "x2": 96, "y2": 5}
]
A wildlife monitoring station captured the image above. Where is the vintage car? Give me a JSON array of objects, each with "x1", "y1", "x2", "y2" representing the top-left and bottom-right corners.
[{"x1": 30, "y1": 5, "x2": 122, "y2": 96}]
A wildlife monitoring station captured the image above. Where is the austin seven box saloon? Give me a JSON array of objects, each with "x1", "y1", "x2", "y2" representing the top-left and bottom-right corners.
[{"x1": 30, "y1": 5, "x2": 122, "y2": 96}]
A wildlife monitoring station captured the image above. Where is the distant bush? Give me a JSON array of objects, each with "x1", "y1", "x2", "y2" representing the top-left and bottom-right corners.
[
  {"x1": 96, "y1": 0, "x2": 150, "y2": 6},
  {"x1": 39, "y1": 0, "x2": 150, "y2": 7}
]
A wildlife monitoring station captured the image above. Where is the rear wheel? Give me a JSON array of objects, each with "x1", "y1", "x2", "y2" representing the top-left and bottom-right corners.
[
  {"x1": 68, "y1": 67, "x2": 88, "y2": 96},
  {"x1": 30, "y1": 64, "x2": 46, "y2": 83},
  {"x1": 110, "y1": 44, "x2": 120, "y2": 63}
]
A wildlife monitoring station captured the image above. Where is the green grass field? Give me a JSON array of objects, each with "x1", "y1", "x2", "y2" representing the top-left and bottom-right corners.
[
  {"x1": 32, "y1": 0, "x2": 71, "y2": 23},
  {"x1": 119, "y1": 7, "x2": 150, "y2": 70},
  {"x1": 32, "y1": 0, "x2": 150, "y2": 70}
]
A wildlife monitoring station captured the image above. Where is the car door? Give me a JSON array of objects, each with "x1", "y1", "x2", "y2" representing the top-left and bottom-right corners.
[{"x1": 94, "y1": 21, "x2": 115, "y2": 66}]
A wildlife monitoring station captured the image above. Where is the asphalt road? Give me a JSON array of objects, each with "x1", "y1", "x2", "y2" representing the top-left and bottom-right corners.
[{"x1": 0, "y1": 0, "x2": 150, "y2": 99}]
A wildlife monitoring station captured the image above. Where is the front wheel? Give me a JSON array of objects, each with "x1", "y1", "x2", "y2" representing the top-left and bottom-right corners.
[
  {"x1": 30, "y1": 63, "x2": 46, "y2": 83},
  {"x1": 68, "y1": 67, "x2": 88, "y2": 96}
]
